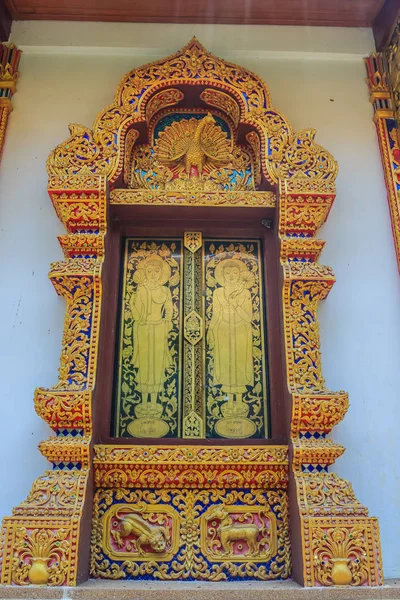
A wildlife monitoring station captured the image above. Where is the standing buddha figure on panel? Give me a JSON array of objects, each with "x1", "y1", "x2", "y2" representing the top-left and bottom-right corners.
[
  {"x1": 208, "y1": 259, "x2": 254, "y2": 416},
  {"x1": 114, "y1": 239, "x2": 182, "y2": 439},
  {"x1": 130, "y1": 255, "x2": 173, "y2": 419}
]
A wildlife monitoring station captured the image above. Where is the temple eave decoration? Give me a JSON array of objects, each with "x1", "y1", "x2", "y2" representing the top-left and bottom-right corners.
[
  {"x1": 365, "y1": 42, "x2": 400, "y2": 273},
  {"x1": 0, "y1": 43, "x2": 21, "y2": 165},
  {"x1": 0, "y1": 37, "x2": 382, "y2": 588}
]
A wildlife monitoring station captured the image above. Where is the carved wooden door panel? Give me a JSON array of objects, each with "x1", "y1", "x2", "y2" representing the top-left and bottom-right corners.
[{"x1": 113, "y1": 232, "x2": 269, "y2": 440}]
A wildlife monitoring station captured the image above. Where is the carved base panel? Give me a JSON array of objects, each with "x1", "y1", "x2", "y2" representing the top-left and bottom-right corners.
[
  {"x1": 308, "y1": 517, "x2": 383, "y2": 587},
  {"x1": 90, "y1": 488, "x2": 291, "y2": 581},
  {"x1": 0, "y1": 470, "x2": 90, "y2": 586}
]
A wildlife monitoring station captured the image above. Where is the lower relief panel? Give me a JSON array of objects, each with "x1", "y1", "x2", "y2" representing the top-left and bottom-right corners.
[{"x1": 91, "y1": 488, "x2": 290, "y2": 581}]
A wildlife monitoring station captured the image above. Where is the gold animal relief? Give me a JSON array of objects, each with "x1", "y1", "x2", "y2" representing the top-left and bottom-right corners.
[
  {"x1": 155, "y1": 112, "x2": 232, "y2": 176},
  {"x1": 201, "y1": 504, "x2": 277, "y2": 561},
  {"x1": 103, "y1": 503, "x2": 179, "y2": 561},
  {"x1": 127, "y1": 112, "x2": 255, "y2": 192},
  {"x1": 92, "y1": 489, "x2": 289, "y2": 581}
]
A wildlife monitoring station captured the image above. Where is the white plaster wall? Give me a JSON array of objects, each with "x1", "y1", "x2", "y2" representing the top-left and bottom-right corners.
[{"x1": 1, "y1": 21, "x2": 399, "y2": 579}]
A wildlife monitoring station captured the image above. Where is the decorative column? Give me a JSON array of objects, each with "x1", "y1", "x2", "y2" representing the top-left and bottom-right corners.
[
  {"x1": 280, "y1": 178, "x2": 383, "y2": 586},
  {"x1": 364, "y1": 52, "x2": 400, "y2": 272},
  {"x1": 0, "y1": 173, "x2": 107, "y2": 585},
  {"x1": 0, "y1": 43, "x2": 21, "y2": 164}
]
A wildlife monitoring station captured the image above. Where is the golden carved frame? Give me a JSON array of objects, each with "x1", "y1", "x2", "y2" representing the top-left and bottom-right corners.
[{"x1": 0, "y1": 38, "x2": 382, "y2": 587}]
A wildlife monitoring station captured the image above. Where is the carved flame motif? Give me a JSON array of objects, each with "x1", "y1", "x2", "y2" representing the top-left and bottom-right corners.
[{"x1": 154, "y1": 113, "x2": 232, "y2": 176}]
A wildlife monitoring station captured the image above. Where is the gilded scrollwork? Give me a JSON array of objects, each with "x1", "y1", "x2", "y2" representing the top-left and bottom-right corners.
[
  {"x1": 182, "y1": 238, "x2": 204, "y2": 437},
  {"x1": 280, "y1": 129, "x2": 338, "y2": 181},
  {"x1": 13, "y1": 470, "x2": 88, "y2": 517},
  {"x1": 184, "y1": 231, "x2": 202, "y2": 253},
  {"x1": 245, "y1": 130, "x2": 262, "y2": 186},
  {"x1": 0, "y1": 104, "x2": 9, "y2": 163},
  {"x1": 298, "y1": 473, "x2": 368, "y2": 516},
  {"x1": 47, "y1": 123, "x2": 110, "y2": 176},
  {"x1": 200, "y1": 88, "x2": 240, "y2": 128},
  {"x1": 284, "y1": 279, "x2": 329, "y2": 393},
  {"x1": 279, "y1": 161, "x2": 382, "y2": 587},
  {"x1": 58, "y1": 233, "x2": 104, "y2": 259},
  {"x1": 94, "y1": 444, "x2": 288, "y2": 464},
  {"x1": 50, "y1": 273, "x2": 94, "y2": 390},
  {"x1": 91, "y1": 488, "x2": 290, "y2": 581},
  {"x1": 34, "y1": 389, "x2": 92, "y2": 431},
  {"x1": 279, "y1": 184, "x2": 335, "y2": 237},
  {"x1": 1, "y1": 468, "x2": 88, "y2": 585},
  {"x1": 1, "y1": 168, "x2": 106, "y2": 586},
  {"x1": 291, "y1": 392, "x2": 349, "y2": 436},
  {"x1": 110, "y1": 188, "x2": 276, "y2": 207},
  {"x1": 46, "y1": 38, "x2": 337, "y2": 187},
  {"x1": 291, "y1": 438, "x2": 345, "y2": 470},
  {"x1": 145, "y1": 88, "x2": 184, "y2": 124},
  {"x1": 280, "y1": 238, "x2": 325, "y2": 263},
  {"x1": 93, "y1": 444, "x2": 288, "y2": 490},
  {"x1": 38, "y1": 434, "x2": 91, "y2": 467}
]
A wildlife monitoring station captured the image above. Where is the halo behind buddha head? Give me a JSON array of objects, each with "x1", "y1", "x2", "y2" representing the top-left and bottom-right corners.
[
  {"x1": 215, "y1": 258, "x2": 248, "y2": 286},
  {"x1": 135, "y1": 254, "x2": 171, "y2": 285}
]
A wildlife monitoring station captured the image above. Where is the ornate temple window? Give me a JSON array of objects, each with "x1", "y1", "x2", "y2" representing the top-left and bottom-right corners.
[{"x1": 0, "y1": 39, "x2": 383, "y2": 588}]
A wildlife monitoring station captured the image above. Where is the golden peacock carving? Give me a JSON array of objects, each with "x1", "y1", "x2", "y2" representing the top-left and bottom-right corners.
[{"x1": 154, "y1": 113, "x2": 233, "y2": 176}]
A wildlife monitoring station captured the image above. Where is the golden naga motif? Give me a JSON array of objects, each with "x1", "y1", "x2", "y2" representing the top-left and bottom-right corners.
[{"x1": 155, "y1": 112, "x2": 232, "y2": 176}]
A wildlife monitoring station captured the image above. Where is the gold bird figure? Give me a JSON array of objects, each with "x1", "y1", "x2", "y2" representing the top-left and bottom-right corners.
[{"x1": 154, "y1": 112, "x2": 232, "y2": 176}]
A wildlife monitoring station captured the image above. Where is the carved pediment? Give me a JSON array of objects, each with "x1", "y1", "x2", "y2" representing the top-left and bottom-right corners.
[{"x1": 47, "y1": 37, "x2": 338, "y2": 192}]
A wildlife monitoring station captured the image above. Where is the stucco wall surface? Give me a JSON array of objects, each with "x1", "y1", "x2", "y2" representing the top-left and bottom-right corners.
[{"x1": 0, "y1": 21, "x2": 399, "y2": 579}]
